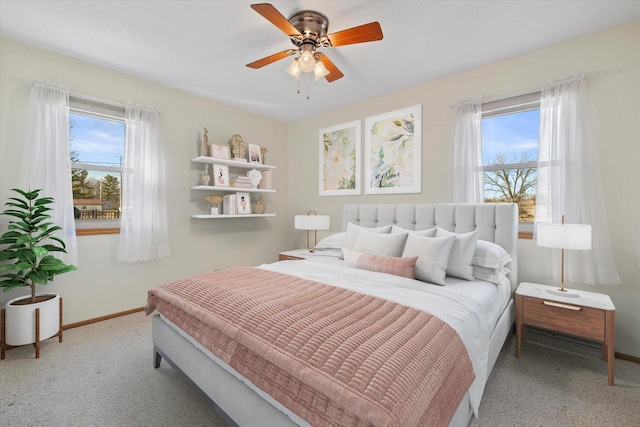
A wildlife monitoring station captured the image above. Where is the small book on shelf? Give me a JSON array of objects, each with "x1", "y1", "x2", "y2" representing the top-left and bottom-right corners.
[
  {"x1": 258, "y1": 170, "x2": 272, "y2": 189},
  {"x1": 223, "y1": 194, "x2": 237, "y2": 215}
]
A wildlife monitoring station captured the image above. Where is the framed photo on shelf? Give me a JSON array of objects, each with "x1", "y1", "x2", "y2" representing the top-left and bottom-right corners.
[
  {"x1": 211, "y1": 144, "x2": 230, "y2": 160},
  {"x1": 213, "y1": 164, "x2": 230, "y2": 187},
  {"x1": 364, "y1": 104, "x2": 422, "y2": 194},
  {"x1": 248, "y1": 143, "x2": 262, "y2": 163},
  {"x1": 236, "y1": 192, "x2": 251, "y2": 214},
  {"x1": 319, "y1": 120, "x2": 361, "y2": 196}
]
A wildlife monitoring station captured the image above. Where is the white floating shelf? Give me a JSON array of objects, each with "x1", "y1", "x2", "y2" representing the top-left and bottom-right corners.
[
  {"x1": 192, "y1": 214, "x2": 276, "y2": 219},
  {"x1": 191, "y1": 186, "x2": 276, "y2": 193},
  {"x1": 192, "y1": 156, "x2": 276, "y2": 170}
]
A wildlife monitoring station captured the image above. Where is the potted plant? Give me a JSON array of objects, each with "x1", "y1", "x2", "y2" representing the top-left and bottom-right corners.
[{"x1": 0, "y1": 188, "x2": 77, "y2": 356}]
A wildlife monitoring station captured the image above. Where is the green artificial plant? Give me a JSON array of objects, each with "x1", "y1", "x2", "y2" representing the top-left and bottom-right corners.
[{"x1": 0, "y1": 188, "x2": 77, "y2": 302}]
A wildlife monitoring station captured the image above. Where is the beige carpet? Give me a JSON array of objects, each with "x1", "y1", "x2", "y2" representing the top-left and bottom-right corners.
[{"x1": 1, "y1": 311, "x2": 638, "y2": 426}]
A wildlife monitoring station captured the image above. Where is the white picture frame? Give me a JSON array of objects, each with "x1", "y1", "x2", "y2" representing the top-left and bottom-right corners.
[
  {"x1": 364, "y1": 105, "x2": 422, "y2": 194},
  {"x1": 248, "y1": 143, "x2": 262, "y2": 163},
  {"x1": 213, "y1": 164, "x2": 229, "y2": 187},
  {"x1": 235, "y1": 192, "x2": 251, "y2": 214},
  {"x1": 211, "y1": 144, "x2": 230, "y2": 160},
  {"x1": 319, "y1": 120, "x2": 361, "y2": 196}
]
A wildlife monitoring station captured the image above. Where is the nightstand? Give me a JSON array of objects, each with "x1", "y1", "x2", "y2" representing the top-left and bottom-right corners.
[
  {"x1": 278, "y1": 250, "x2": 310, "y2": 261},
  {"x1": 516, "y1": 282, "x2": 615, "y2": 385}
]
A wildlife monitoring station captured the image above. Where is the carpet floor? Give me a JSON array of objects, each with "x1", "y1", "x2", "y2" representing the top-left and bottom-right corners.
[{"x1": 1, "y1": 311, "x2": 638, "y2": 426}]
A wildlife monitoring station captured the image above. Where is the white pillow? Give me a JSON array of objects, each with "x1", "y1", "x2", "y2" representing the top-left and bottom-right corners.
[
  {"x1": 391, "y1": 224, "x2": 436, "y2": 237},
  {"x1": 402, "y1": 234, "x2": 455, "y2": 286},
  {"x1": 473, "y1": 265, "x2": 510, "y2": 286},
  {"x1": 315, "y1": 232, "x2": 346, "y2": 249},
  {"x1": 435, "y1": 228, "x2": 479, "y2": 281},
  {"x1": 353, "y1": 229, "x2": 408, "y2": 257},
  {"x1": 473, "y1": 240, "x2": 512, "y2": 270},
  {"x1": 342, "y1": 223, "x2": 393, "y2": 253}
]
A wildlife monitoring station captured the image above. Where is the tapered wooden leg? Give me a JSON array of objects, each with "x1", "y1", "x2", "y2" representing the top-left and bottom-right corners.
[
  {"x1": 516, "y1": 294, "x2": 523, "y2": 358},
  {"x1": 605, "y1": 310, "x2": 615, "y2": 386},
  {"x1": 58, "y1": 298, "x2": 63, "y2": 343},
  {"x1": 34, "y1": 308, "x2": 40, "y2": 359},
  {"x1": 1, "y1": 308, "x2": 5, "y2": 360},
  {"x1": 154, "y1": 348, "x2": 162, "y2": 368}
]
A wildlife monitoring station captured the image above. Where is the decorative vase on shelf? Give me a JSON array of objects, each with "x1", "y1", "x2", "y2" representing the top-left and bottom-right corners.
[{"x1": 202, "y1": 164, "x2": 211, "y2": 186}]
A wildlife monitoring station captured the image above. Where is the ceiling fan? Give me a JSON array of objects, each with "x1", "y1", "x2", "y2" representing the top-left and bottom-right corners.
[{"x1": 246, "y1": 3, "x2": 383, "y2": 83}]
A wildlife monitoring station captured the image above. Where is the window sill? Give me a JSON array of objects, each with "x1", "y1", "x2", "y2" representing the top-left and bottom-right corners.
[{"x1": 76, "y1": 228, "x2": 120, "y2": 236}]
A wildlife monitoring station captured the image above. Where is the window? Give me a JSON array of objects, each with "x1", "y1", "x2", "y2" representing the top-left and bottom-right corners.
[
  {"x1": 481, "y1": 92, "x2": 540, "y2": 231},
  {"x1": 69, "y1": 96, "x2": 125, "y2": 234}
]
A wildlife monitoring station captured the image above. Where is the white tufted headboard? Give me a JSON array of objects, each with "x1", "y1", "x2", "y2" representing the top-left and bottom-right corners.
[{"x1": 342, "y1": 203, "x2": 519, "y2": 292}]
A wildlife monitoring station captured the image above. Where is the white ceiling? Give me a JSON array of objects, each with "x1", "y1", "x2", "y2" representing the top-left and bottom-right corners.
[{"x1": 1, "y1": 1, "x2": 639, "y2": 122}]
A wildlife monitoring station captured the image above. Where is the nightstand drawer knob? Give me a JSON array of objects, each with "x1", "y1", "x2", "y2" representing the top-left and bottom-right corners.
[{"x1": 542, "y1": 300, "x2": 582, "y2": 311}]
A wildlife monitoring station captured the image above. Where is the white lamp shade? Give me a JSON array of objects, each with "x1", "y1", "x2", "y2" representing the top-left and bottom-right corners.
[
  {"x1": 295, "y1": 214, "x2": 330, "y2": 231},
  {"x1": 537, "y1": 223, "x2": 592, "y2": 250},
  {"x1": 298, "y1": 50, "x2": 315, "y2": 72},
  {"x1": 313, "y1": 60, "x2": 330, "y2": 80},
  {"x1": 286, "y1": 59, "x2": 300, "y2": 80}
]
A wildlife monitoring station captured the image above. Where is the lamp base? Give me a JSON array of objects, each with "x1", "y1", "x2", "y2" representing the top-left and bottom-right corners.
[{"x1": 546, "y1": 288, "x2": 580, "y2": 298}]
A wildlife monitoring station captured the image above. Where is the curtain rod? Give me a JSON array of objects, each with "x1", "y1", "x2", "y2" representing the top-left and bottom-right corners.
[
  {"x1": 449, "y1": 69, "x2": 608, "y2": 108},
  {"x1": 69, "y1": 91, "x2": 126, "y2": 109}
]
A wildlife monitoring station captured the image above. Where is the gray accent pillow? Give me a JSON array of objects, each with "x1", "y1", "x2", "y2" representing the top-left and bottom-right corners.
[
  {"x1": 391, "y1": 224, "x2": 436, "y2": 237},
  {"x1": 402, "y1": 234, "x2": 456, "y2": 286},
  {"x1": 341, "y1": 223, "x2": 393, "y2": 258},
  {"x1": 353, "y1": 229, "x2": 408, "y2": 257},
  {"x1": 435, "y1": 228, "x2": 479, "y2": 281}
]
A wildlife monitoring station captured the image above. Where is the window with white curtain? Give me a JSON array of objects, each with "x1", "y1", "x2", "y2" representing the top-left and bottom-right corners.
[
  {"x1": 481, "y1": 92, "x2": 540, "y2": 229},
  {"x1": 69, "y1": 96, "x2": 125, "y2": 232}
]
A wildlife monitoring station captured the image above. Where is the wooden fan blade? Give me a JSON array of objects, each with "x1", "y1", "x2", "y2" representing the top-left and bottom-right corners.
[
  {"x1": 246, "y1": 50, "x2": 296, "y2": 69},
  {"x1": 320, "y1": 56, "x2": 344, "y2": 82},
  {"x1": 327, "y1": 22, "x2": 383, "y2": 47},
  {"x1": 251, "y1": 3, "x2": 301, "y2": 36}
]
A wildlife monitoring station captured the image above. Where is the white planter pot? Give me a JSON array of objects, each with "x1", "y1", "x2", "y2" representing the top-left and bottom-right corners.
[{"x1": 3, "y1": 294, "x2": 60, "y2": 346}]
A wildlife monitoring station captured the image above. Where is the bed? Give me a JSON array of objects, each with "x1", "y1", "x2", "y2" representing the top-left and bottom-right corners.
[{"x1": 147, "y1": 203, "x2": 518, "y2": 427}]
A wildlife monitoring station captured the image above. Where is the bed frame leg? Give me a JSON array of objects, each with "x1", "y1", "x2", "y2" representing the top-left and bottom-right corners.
[{"x1": 154, "y1": 347, "x2": 162, "y2": 368}]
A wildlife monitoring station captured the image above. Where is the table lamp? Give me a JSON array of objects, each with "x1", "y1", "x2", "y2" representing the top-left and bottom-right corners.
[
  {"x1": 537, "y1": 215, "x2": 592, "y2": 297},
  {"x1": 294, "y1": 210, "x2": 330, "y2": 253}
]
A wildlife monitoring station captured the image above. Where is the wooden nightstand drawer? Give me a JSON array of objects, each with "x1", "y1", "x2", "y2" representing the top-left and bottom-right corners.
[
  {"x1": 279, "y1": 254, "x2": 304, "y2": 261},
  {"x1": 522, "y1": 296, "x2": 605, "y2": 341}
]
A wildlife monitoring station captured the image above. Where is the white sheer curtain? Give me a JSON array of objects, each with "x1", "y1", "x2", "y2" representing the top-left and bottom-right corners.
[
  {"x1": 24, "y1": 81, "x2": 78, "y2": 266},
  {"x1": 536, "y1": 74, "x2": 620, "y2": 285},
  {"x1": 452, "y1": 96, "x2": 484, "y2": 203},
  {"x1": 117, "y1": 103, "x2": 170, "y2": 262}
]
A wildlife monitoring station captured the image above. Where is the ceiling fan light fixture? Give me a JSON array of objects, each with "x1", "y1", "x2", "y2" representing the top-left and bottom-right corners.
[
  {"x1": 313, "y1": 60, "x2": 330, "y2": 80},
  {"x1": 286, "y1": 59, "x2": 301, "y2": 80},
  {"x1": 298, "y1": 50, "x2": 316, "y2": 73}
]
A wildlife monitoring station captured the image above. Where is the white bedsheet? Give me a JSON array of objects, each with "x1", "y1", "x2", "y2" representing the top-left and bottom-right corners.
[{"x1": 260, "y1": 259, "x2": 510, "y2": 416}]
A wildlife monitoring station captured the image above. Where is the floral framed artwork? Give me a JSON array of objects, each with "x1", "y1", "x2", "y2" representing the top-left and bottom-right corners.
[
  {"x1": 211, "y1": 144, "x2": 230, "y2": 160},
  {"x1": 319, "y1": 120, "x2": 361, "y2": 196},
  {"x1": 364, "y1": 105, "x2": 422, "y2": 194}
]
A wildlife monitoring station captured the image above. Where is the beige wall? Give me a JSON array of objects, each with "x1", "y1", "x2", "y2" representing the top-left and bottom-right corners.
[
  {"x1": 287, "y1": 21, "x2": 640, "y2": 357},
  {"x1": 0, "y1": 37, "x2": 290, "y2": 324},
  {"x1": 2, "y1": 21, "x2": 639, "y2": 358}
]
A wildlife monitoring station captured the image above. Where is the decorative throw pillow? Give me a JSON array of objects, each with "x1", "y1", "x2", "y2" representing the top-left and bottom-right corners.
[
  {"x1": 343, "y1": 248, "x2": 417, "y2": 279},
  {"x1": 472, "y1": 265, "x2": 510, "y2": 286},
  {"x1": 353, "y1": 229, "x2": 408, "y2": 257},
  {"x1": 391, "y1": 224, "x2": 437, "y2": 237},
  {"x1": 473, "y1": 240, "x2": 512, "y2": 270},
  {"x1": 435, "y1": 228, "x2": 479, "y2": 281},
  {"x1": 341, "y1": 223, "x2": 393, "y2": 258},
  {"x1": 401, "y1": 234, "x2": 456, "y2": 286},
  {"x1": 315, "y1": 232, "x2": 346, "y2": 249}
]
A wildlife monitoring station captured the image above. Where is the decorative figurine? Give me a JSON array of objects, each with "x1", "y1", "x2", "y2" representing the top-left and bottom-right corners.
[
  {"x1": 230, "y1": 134, "x2": 247, "y2": 161},
  {"x1": 201, "y1": 164, "x2": 211, "y2": 186},
  {"x1": 260, "y1": 146, "x2": 268, "y2": 165},
  {"x1": 203, "y1": 127, "x2": 209, "y2": 156},
  {"x1": 246, "y1": 169, "x2": 262, "y2": 188},
  {"x1": 254, "y1": 195, "x2": 267, "y2": 214}
]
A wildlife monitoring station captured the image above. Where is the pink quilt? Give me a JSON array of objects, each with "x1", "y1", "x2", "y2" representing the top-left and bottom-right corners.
[{"x1": 145, "y1": 266, "x2": 475, "y2": 427}]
